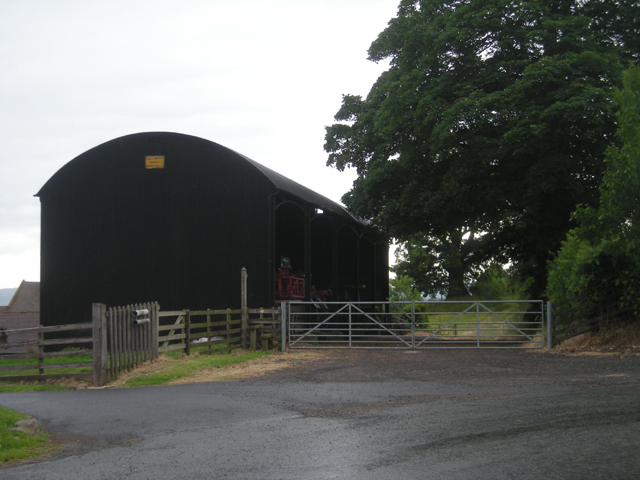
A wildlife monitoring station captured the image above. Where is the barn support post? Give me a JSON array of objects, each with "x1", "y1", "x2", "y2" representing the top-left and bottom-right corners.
[
  {"x1": 241, "y1": 267, "x2": 248, "y2": 349},
  {"x1": 92, "y1": 303, "x2": 108, "y2": 387},
  {"x1": 304, "y1": 216, "x2": 311, "y2": 300},
  {"x1": 332, "y1": 228, "x2": 339, "y2": 300}
]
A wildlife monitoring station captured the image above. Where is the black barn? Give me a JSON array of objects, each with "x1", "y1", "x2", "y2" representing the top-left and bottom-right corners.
[{"x1": 37, "y1": 132, "x2": 388, "y2": 326}]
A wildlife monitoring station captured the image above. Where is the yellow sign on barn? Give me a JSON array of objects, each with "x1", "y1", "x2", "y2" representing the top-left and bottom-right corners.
[{"x1": 145, "y1": 156, "x2": 165, "y2": 169}]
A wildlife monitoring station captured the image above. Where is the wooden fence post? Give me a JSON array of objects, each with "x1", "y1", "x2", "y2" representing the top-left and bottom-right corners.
[
  {"x1": 151, "y1": 302, "x2": 159, "y2": 359},
  {"x1": 241, "y1": 267, "x2": 248, "y2": 349},
  {"x1": 226, "y1": 308, "x2": 232, "y2": 354},
  {"x1": 93, "y1": 303, "x2": 108, "y2": 387},
  {"x1": 185, "y1": 310, "x2": 191, "y2": 356},
  {"x1": 206, "y1": 309, "x2": 212, "y2": 355},
  {"x1": 37, "y1": 329, "x2": 44, "y2": 375},
  {"x1": 250, "y1": 327, "x2": 257, "y2": 350}
]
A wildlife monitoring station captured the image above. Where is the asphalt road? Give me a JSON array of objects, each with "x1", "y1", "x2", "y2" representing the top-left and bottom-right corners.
[{"x1": 1, "y1": 349, "x2": 639, "y2": 479}]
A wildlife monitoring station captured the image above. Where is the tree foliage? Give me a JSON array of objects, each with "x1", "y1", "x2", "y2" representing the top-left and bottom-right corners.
[
  {"x1": 325, "y1": 0, "x2": 639, "y2": 299},
  {"x1": 389, "y1": 274, "x2": 424, "y2": 302},
  {"x1": 547, "y1": 64, "x2": 640, "y2": 315},
  {"x1": 470, "y1": 263, "x2": 531, "y2": 300}
]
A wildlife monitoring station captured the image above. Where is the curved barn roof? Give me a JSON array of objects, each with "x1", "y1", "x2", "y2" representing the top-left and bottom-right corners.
[
  {"x1": 37, "y1": 132, "x2": 360, "y2": 223},
  {"x1": 236, "y1": 152, "x2": 360, "y2": 221}
]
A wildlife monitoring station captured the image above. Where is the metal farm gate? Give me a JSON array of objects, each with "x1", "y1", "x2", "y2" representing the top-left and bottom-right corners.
[{"x1": 286, "y1": 300, "x2": 545, "y2": 349}]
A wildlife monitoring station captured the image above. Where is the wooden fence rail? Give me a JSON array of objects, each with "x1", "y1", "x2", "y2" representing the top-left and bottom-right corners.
[
  {"x1": 158, "y1": 309, "x2": 244, "y2": 355},
  {"x1": 156, "y1": 307, "x2": 281, "y2": 355},
  {"x1": 1, "y1": 302, "x2": 280, "y2": 387},
  {"x1": 0, "y1": 322, "x2": 94, "y2": 383}
]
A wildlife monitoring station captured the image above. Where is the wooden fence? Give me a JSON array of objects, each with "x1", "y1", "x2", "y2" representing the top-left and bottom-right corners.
[
  {"x1": 0, "y1": 302, "x2": 280, "y2": 387},
  {"x1": 247, "y1": 308, "x2": 280, "y2": 351},
  {"x1": 157, "y1": 307, "x2": 281, "y2": 355},
  {"x1": 0, "y1": 323, "x2": 94, "y2": 383},
  {"x1": 158, "y1": 309, "x2": 243, "y2": 355},
  {"x1": 95, "y1": 302, "x2": 160, "y2": 385},
  {"x1": 550, "y1": 296, "x2": 633, "y2": 345}
]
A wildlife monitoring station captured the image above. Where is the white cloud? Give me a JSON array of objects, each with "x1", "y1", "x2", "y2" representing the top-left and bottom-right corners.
[{"x1": 0, "y1": 0, "x2": 397, "y2": 288}]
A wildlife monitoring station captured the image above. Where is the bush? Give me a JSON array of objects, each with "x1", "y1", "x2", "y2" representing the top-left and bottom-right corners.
[{"x1": 547, "y1": 65, "x2": 640, "y2": 318}]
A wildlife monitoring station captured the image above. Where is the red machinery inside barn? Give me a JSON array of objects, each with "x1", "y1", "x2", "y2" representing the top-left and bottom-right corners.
[{"x1": 275, "y1": 257, "x2": 331, "y2": 300}]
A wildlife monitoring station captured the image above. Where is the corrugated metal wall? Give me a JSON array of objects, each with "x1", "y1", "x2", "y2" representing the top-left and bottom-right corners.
[
  {"x1": 39, "y1": 133, "x2": 272, "y2": 326},
  {"x1": 38, "y1": 132, "x2": 389, "y2": 328}
]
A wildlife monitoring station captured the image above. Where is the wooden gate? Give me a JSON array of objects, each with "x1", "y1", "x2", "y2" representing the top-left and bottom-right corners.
[{"x1": 92, "y1": 302, "x2": 159, "y2": 386}]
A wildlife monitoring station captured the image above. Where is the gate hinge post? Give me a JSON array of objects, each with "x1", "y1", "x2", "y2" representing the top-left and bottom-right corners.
[
  {"x1": 411, "y1": 302, "x2": 416, "y2": 350},
  {"x1": 547, "y1": 301, "x2": 553, "y2": 349}
]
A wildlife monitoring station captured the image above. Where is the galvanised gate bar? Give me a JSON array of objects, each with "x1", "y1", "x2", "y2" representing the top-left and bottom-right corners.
[{"x1": 286, "y1": 300, "x2": 545, "y2": 349}]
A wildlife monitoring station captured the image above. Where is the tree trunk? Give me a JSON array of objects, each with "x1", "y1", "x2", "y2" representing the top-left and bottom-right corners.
[
  {"x1": 444, "y1": 230, "x2": 470, "y2": 299},
  {"x1": 446, "y1": 264, "x2": 469, "y2": 299}
]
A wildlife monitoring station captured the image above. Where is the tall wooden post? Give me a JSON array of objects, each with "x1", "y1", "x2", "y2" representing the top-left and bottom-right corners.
[
  {"x1": 151, "y1": 302, "x2": 159, "y2": 359},
  {"x1": 226, "y1": 308, "x2": 232, "y2": 354},
  {"x1": 185, "y1": 310, "x2": 191, "y2": 355},
  {"x1": 37, "y1": 329, "x2": 44, "y2": 375},
  {"x1": 92, "y1": 303, "x2": 108, "y2": 387},
  {"x1": 206, "y1": 308, "x2": 212, "y2": 355},
  {"x1": 241, "y1": 267, "x2": 248, "y2": 349}
]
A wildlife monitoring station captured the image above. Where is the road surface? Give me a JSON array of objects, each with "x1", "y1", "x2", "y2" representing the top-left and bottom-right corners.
[{"x1": 1, "y1": 349, "x2": 639, "y2": 479}]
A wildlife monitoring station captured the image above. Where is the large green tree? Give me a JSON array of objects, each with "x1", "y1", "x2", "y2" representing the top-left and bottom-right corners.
[
  {"x1": 547, "y1": 64, "x2": 640, "y2": 315},
  {"x1": 325, "y1": 0, "x2": 639, "y2": 298}
]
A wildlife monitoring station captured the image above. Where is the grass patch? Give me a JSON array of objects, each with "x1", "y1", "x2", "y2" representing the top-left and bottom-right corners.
[
  {"x1": 0, "y1": 346, "x2": 273, "y2": 390},
  {"x1": 400, "y1": 300, "x2": 540, "y2": 338},
  {"x1": 0, "y1": 406, "x2": 59, "y2": 465},
  {"x1": 0, "y1": 385, "x2": 75, "y2": 393},
  {"x1": 122, "y1": 350, "x2": 273, "y2": 387},
  {"x1": 0, "y1": 354, "x2": 93, "y2": 367},
  {"x1": 0, "y1": 353, "x2": 93, "y2": 378}
]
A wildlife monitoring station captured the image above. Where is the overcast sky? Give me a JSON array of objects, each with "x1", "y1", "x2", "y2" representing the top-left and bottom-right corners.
[{"x1": 0, "y1": 0, "x2": 398, "y2": 289}]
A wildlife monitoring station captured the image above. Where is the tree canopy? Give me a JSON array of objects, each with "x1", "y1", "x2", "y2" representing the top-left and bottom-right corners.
[
  {"x1": 547, "y1": 64, "x2": 640, "y2": 314},
  {"x1": 325, "y1": 0, "x2": 639, "y2": 298}
]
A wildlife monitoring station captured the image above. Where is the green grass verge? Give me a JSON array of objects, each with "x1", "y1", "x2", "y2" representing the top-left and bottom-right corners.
[
  {"x1": 0, "y1": 345, "x2": 274, "y2": 390},
  {"x1": 0, "y1": 406, "x2": 59, "y2": 464},
  {"x1": 0, "y1": 385, "x2": 75, "y2": 393},
  {"x1": 123, "y1": 350, "x2": 273, "y2": 387},
  {"x1": 389, "y1": 299, "x2": 540, "y2": 337},
  {"x1": 0, "y1": 353, "x2": 93, "y2": 377}
]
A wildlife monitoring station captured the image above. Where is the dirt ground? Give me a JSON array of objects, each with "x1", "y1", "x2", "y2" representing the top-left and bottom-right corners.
[
  {"x1": 102, "y1": 339, "x2": 640, "y2": 390},
  {"x1": 6, "y1": 325, "x2": 638, "y2": 390},
  {"x1": 104, "y1": 350, "x2": 332, "y2": 387}
]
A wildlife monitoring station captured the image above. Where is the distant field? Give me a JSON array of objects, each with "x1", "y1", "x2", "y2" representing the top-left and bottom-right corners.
[{"x1": 0, "y1": 288, "x2": 17, "y2": 306}]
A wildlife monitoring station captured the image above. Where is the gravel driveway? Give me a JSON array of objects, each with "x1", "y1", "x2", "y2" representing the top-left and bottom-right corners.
[{"x1": 1, "y1": 348, "x2": 639, "y2": 479}]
